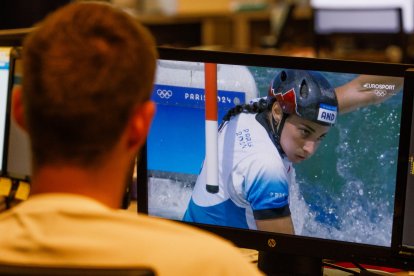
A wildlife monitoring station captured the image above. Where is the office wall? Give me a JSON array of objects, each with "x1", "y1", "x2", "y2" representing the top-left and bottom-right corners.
[{"x1": 0, "y1": 1, "x2": 71, "y2": 29}]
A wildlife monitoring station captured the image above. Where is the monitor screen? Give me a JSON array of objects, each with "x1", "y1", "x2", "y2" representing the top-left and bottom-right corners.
[
  {"x1": 138, "y1": 48, "x2": 413, "y2": 273},
  {"x1": 313, "y1": 8, "x2": 403, "y2": 35},
  {"x1": 0, "y1": 47, "x2": 13, "y2": 174},
  {"x1": 5, "y1": 52, "x2": 31, "y2": 181},
  {"x1": 310, "y1": 0, "x2": 414, "y2": 33}
]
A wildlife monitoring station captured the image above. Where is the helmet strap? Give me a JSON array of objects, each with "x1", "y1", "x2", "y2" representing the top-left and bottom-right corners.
[
  {"x1": 256, "y1": 110, "x2": 287, "y2": 158},
  {"x1": 271, "y1": 113, "x2": 288, "y2": 158}
]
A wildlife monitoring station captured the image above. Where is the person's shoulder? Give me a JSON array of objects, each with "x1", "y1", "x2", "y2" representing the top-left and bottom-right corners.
[
  {"x1": 118, "y1": 213, "x2": 263, "y2": 275},
  {"x1": 127, "y1": 212, "x2": 229, "y2": 245},
  {"x1": 236, "y1": 112, "x2": 258, "y2": 124}
]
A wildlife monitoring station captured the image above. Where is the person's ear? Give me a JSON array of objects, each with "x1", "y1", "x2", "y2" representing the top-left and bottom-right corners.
[
  {"x1": 271, "y1": 101, "x2": 283, "y2": 123},
  {"x1": 12, "y1": 86, "x2": 27, "y2": 131},
  {"x1": 127, "y1": 100, "x2": 155, "y2": 150}
]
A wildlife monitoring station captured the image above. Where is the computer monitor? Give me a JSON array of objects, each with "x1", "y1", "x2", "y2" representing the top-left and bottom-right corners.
[
  {"x1": 310, "y1": 0, "x2": 414, "y2": 34},
  {"x1": 137, "y1": 47, "x2": 414, "y2": 274},
  {"x1": 4, "y1": 48, "x2": 31, "y2": 181},
  {"x1": 313, "y1": 8, "x2": 403, "y2": 35},
  {"x1": 0, "y1": 47, "x2": 13, "y2": 175},
  {"x1": 310, "y1": 2, "x2": 410, "y2": 62},
  {"x1": 2, "y1": 47, "x2": 135, "y2": 208}
]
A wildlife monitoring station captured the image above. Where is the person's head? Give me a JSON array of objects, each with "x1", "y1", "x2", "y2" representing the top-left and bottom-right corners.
[
  {"x1": 16, "y1": 2, "x2": 157, "y2": 170},
  {"x1": 268, "y1": 70, "x2": 338, "y2": 163}
]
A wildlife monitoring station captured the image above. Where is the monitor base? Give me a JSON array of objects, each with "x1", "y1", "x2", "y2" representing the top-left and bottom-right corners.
[{"x1": 258, "y1": 251, "x2": 323, "y2": 276}]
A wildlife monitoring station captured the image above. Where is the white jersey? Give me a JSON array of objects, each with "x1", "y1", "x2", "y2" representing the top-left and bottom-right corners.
[{"x1": 183, "y1": 112, "x2": 293, "y2": 230}]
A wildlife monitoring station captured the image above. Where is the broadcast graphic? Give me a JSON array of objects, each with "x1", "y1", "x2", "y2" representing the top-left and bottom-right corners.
[{"x1": 147, "y1": 59, "x2": 403, "y2": 247}]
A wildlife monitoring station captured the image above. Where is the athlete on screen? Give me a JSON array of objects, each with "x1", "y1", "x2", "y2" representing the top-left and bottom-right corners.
[{"x1": 183, "y1": 69, "x2": 402, "y2": 234}]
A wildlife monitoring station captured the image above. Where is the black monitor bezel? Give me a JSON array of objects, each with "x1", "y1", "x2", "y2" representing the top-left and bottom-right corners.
[
  {"x1": 391, "y1": 68, "x2": 414, "y2": 270},
  {"x1": 137, "y1": 47, "x2": 414, "y2": 268}
]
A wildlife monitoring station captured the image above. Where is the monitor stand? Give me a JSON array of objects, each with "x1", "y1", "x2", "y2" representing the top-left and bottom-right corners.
[{"x1": 258, "y1": 251, "x2": 323, "y2": 276}]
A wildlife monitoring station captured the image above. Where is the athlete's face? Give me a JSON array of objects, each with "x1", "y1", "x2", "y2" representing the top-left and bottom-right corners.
[{"x1": 280, "y1": 114, "x2": 330, "y2": 164}]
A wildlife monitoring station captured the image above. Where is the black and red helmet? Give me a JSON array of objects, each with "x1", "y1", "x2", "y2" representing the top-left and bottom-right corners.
[{"x1": 268, "y1": 70, "x2": 338, "y2": 126}]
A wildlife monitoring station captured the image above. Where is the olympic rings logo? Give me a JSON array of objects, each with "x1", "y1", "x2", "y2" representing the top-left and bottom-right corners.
[
  {"x1": 156, "y1": 89, "x2": 173, "y2": 99},
  {"x1": 374, "y1": 89, "x2": 387, "y2": 97}
]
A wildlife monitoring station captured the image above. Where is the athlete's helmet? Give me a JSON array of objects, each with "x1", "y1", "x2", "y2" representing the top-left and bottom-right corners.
[{"x1": 268, "y1": 69, "x2": 338, "y2": 126}]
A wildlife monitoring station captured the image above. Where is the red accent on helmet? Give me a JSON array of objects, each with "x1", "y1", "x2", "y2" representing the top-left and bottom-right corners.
[{"x1": 274, "y1": 88, "x2": 297, "y2": 115}]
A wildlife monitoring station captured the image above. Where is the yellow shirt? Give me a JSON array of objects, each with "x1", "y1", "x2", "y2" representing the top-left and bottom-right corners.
[{"x1": 0, "y1": 194, "x2": 262, "y2": 276}]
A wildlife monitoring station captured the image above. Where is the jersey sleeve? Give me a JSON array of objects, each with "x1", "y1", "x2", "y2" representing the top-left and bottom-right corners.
[{"x1": 244, "y1": 156, "x2": 290, "y2": 220}]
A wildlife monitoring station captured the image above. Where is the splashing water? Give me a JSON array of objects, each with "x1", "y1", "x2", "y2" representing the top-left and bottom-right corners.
[{"x1": 148, "y1": 173, "x2": 194, "y2": 221}]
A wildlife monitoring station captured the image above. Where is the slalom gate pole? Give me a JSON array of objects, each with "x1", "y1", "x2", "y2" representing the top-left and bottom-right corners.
[{"x1": 205, "y1": 63, "x2": 219, "y2": 193}]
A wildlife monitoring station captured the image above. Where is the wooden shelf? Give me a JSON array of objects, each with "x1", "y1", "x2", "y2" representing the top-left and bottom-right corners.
[{"x1": 137, "y1": 10, "x2": 272, "y2": 51}]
